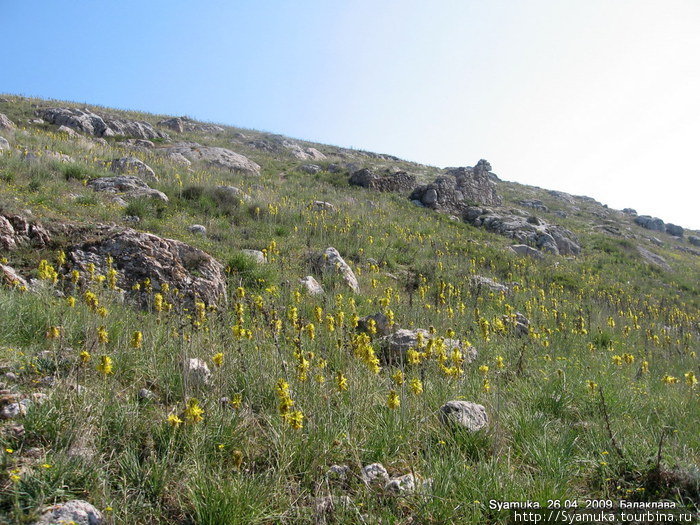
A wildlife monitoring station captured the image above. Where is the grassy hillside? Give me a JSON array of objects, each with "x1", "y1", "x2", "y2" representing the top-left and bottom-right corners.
[{"x1": 0, "y1": 95, "x2": 698, "y2": 524}]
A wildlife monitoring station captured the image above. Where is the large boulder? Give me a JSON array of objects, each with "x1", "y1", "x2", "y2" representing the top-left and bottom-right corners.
[
  {"x1": 160, "y1": 142, "x2": 260, "y2": 175},
  {"x1": 38, "y1": 107, "x2": 169, "y2": 140},
  {"x1": 312, "y1": 247, "x2": 359, "y2": 293},
  {"x1": 0, "y1": 113, "x2": 16, "y2": 131},
  {"x1": 665, "y1": 223, "x2": 684, "y2": 237},
  {"x1": 349, "y1": 168, "x2": 416, "y2": 192},
  {"x1": 689, "y1": 235, "x2": 700, "y2": 247},
  {"x1": 109, "y1": 156, "x2": 157, "y2": 182},
  {"x1": 634, "y1": 215, "x2": 665, "y2": 232},
  {"x1": 410, "y1": 159, "x2": 501, "y2": 212},
  {"x1": 31, "y1": 499, "x2": 103, "y2": 525},
  {"x1": 465, "y1": 208, "x2": 580, "y2": 255},
  {"x1": 66, "y1": 228, "x2": 227, "y2": 306},
  {"x1": 0, "y1": 213, "x2": 51, "y2": 251},
  {"x1": 87, "y1": 176, "x2": 168, "y2": 202},
  {"x1": 439, "y1": 401, "x2": 488, "y2": 432}
]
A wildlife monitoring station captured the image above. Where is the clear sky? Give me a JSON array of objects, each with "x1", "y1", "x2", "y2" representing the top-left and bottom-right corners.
[{"x1": 2, "y1": 0, "x2": 699, "y2": 229}]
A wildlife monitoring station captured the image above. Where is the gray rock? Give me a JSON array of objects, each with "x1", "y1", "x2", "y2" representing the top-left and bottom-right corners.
[
  {"x1": 361, "y1": 463, "x2": 390, "y2": 485},
  {"x1": 0, "y1": 213, "x2": 51, "y2": 251},
  {"x1": 161, "y1": 142, "x2": 260, "y2": 175},
  {"x1": 138, "y1": 388, "x2": 156, "y2": 401},
  {"x1": 547, "y1": 190, "x2": 575, "y2": 204},
  {"x1": 109, "y1": 157, "x2": 157, "y2": 182},
  {"x1": 66, "y1": 228, "x2": 227, "y2": 307},
  {"x1": 357, "y1": 312, "x2": 393, "y2": 337},
  {"x1": 0, "y1": 136, "x2": 9, "y2": 150},
  {"x1": 665, "y1": 223, "x2": 684, "y2": 237},
  {"x1": 299, "y1": 164, "x2": 321, "y2": 174},
  {"x1": 470, "y1": 275, "x2": 508, "y2": 293},
  {"x1": 310, "y1": 201, "x2": 335, "y2": 212},
  {"x1": 0, "y1": 263, "x2": 27, "y2": 289},
  {"x1": 636, "y1": 246, "x2": 670, "y2": 270},
  {"x1": 241, "y1": 249, "x2": 266, "y2": 263},
  {"x1": 39, "y1": 107, "x2": 168, "y2": 140},
  {"x1": 56, "y1": 124, "x2": 80, "y2": 137},
  {"x1": 518, "y1": 199, "x2": 548, "y2": 212},
  {"x1": 117, "y1": 138, "x2": 155, "y2": 149},
  {"x1": 24, "y1": 150, "x2": 74, "y2": 163},
  {"x1": 378, "y1": 329, "x2": 476, "y2": 365},
  {"x1": 689, "y1": 235, "x2": 700, "y2": 247},
  {"x1": 622, "y1": 208, "x2": 637, "y2": 216},
  {"x1": 634, "y1": 215, "x2": 665, "y2": 232},
  {"x1": 509, "y1": 244, "x2": 545, "y2": 259},
  {"x1": 164, "y1": 151, "x2": 192, "y2": 166},
  {"x1": 87, "y1": 176, "x2": 168, "y2": 202},
  {"x1": 299, "y1": 275, "x2": 324, "y2": 295},
  {"x1": 349, "y1": 168, "x2": 416, "y2": 193},
  {"x1": 313, "y1": 247, "x2": 359, "y2": 293},
  {"x1": 189, "y1": 224, "x2": 207, "y2": 235},
  {"x1": 439, "y1": 401, "x2": 488, "y2": 432},
  {"x1": 214, "y1": 185, "x2": 251, "y2": 202},
  {"x1": 31, "y1": 499, "x2": 103, "y2": 525},
  {"x1": 158, "y1": 116, "x2": 224, "y2": 134},
  {"x1": 0, "y1": 113, "x2": 16, "y2": 131},
  {"x1": 185, "y1": 358, "x2": 212, "y2": 387},
  {"x1": 326, "y1": 464, "x2": 350, "y2": 481}
]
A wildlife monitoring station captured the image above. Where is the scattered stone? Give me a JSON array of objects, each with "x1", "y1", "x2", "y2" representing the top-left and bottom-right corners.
[
  {"x1": 509, "y1": 244, "x2": 545, "y2": 259},
  {"x1": 87, "y1": 175, "x2": 168, "y2": 202},
  {"x1": 357, "y1": 312, "x2": 394, "y2": 337},
  {"x1": 31, "y1": 499, "x2": 103, "y2": 525},
  {"x1": 23, "y1": 150, "x2": 74, "y2": 163},
  {"x1": 185, "y1": 358, "x2": 212, "y2": 387},
  {"x1": 213, "y1": 185, "x2": 251, "y2": 202},
  {"x1": 0, "y1": 213, "x2": 51, "y2": 251},
  {"x1": 665, "y1": 223, "x2": 684, "y2": 237},
  {"x1": 439, "y1": 401, "x2": 488, "y2": 432},
  {"x1": 66, "y1": 228, "x2": 227, "y2": 307},
  {"x1": 299, "y1": 164, "x2": 321, "y2": 174},
  {"x1": 470, "y1": 275, "x2": 508, "y2": 293},
  {"x1": 299, "y1": 275, "x2": 324, "y2": 295},
  {"x1": 0, "y1": 113, "x2": 16, "y2": 131},
  {"x1": 518, "y1": 199, "x2": 548, "y2": 212},
  {"x1": 361, "y1": 463, "x2": 390, "y2": 485},
  {"x1": 689, "y1": 235, "x2": 700, "y2": 247},
  {"x1": 157, "y1": 116, "x2": 225, "y2": 134},
  {"x1": 1, "y1": 263, "x2": 28, "y2": 288},
  {"x1": 56, "y1": 124, "x2": 80, "y2": 137},
  {"x1": 326, "y1": 464, "x2": 350, "y2": 481},
  {"x1": 634, "y1": 215, "x2": 665, "y2": 232},
  {"x1": 0, "y1": 136, "x2": 9, "y2": 150},
  {"x1": 117, "y1": 138, "x2": 155, "y2": 149},
  {"x1": 636, "y1": 246, "x2": 670, "y2": 271},
  {"x1": 109, "y1": 156, "x2": 157, "y2": 182},
  {"x1": 312, "y1": 247, "x2": 359, "y2": 293},
  {"x1": 622, "y1": 208, "x2": 637, "y2": 216},
  {"x1": 310, "y1": 201, "x2": 335, "y2": 212},
  {"x1": 241, "y1": 249, "x2": 266, "y2": 263},
  {"x1": 384, "y1": 473, "x2": 432, "y2": 494},
  {"x1": 349, "y1": 168, "x2": 416, "y2": 192},
  {"x1": 160, "y1": 142, "x2": 260, "y2": 175},
  {"x1": 188, "y1": 224, "x2": 207, "y2": 235},
  {"x1": 164, "y1": 151, "x2": 192, "y2": 166},
  {"x1": 138, "y1": 388, "x2": 156, "y2": 402},
  {"x1": 378, "y1": 329, "x2": 476, "y2": 365}
]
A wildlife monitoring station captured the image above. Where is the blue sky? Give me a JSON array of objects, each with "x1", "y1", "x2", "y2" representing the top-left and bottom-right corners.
[{"x1": 2, "y1": 0, "x2": 699, "y2": 228}]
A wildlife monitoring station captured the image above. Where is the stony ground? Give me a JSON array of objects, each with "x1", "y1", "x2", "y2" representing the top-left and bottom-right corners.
[{"x1": 0, "y1": 95, "x2": 698, "y2": 524}]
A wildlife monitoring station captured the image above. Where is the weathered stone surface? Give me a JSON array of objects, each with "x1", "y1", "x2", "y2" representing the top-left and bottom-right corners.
[
  {"x1": 410, "y1": 160, "x2": 501, "y2": 211},
  {"x1": 378, "y1": 329, "x2": 476, "y2": 365},
  {"x1": 634, "y1": 215, "x2": 665, "y2": 232},
  {"x1": 357, "y1": 312, "x2": 394, "y2": 337},
  {"x1": 66, "y1": 228, "x2": 227, "y2": 306},
  {"x1": 361, "y1": 463, "x2": 389, "y2": 485},
  {"x1": 56, "y1": 124, "x2": 80, "y2": 137},
  {"x1": 466, "y1": 208, "x2": 580, "y2": 255},
  {"x1": 117, "y1": 138, "x2": 155, "y2": 150},
  {"x1": 299, "y1": 164, "x2": 321, "y2": 174},
  {"x1": 689, "y1": 235, "x2": 700, "y2": 247},
  {"x1": 188, "y1": 224, "x2": 207, "y2": 235},
  {"x1": 299, "y1": 275, "x2": 324, "y2": 295},
  {"x1": 518, "y1": 199, "x2": 548, "y2": 212},
  {"x1": 0, "y1": 213, "x2": 51, "y2": 251},
  {"x1": 88, "y1": 176, "x2": 168, "y2": 202},
  {"x1": 0, "y1": 113, "x2": 16, "y2": 131},
  {"x1": 636, "y1": 246, "x2": 670, "y2": 270},
  {"x1": 439, "y1": 401, "x2": 488, "y2": 432},
  {"x1": 470, "y1": 275, "x2": 509, "y2": 293},
  {"x1": 312, "y1": 247, "x2": 359, "y2": 293},
  {"x1": 309, "y1": 201, "x2": 335, "y2": 212},
  {"x1": 509, "y1": 244, "x2": 545, "y2": 259},
  {"x1": 622, "y1": 208, "x2": 637, "y2": 216},
  {"x1": 0, "y1": 263, "x2": 28, "y2": 288},
  {"x1": 247, "y1": 137, "x2": 325, "y2": 160},
  {"x1": 158, "y1": 116, "x2": 224, "y2": 134},
  {"x1": 23, "y1": 150, "x2": 74, "y2": 163},
  {"x1": 665, "y1": 223, "x2": 684, "y2": 237},
  {"x1": 109, "y1": 156, "x2": 157, "y2": 182},
  {"x1": 161, "y1": 142, "x2": 260, "y2": 175},
  {"x1": 213, "y1": 185, "x2": 251, "y2": 202},
  {"x1": 547, "y1": 190, "x2": 575, "y2": 204},
  {"x1": 38, "y1": 107, "x2": 168, "y2": 140},
  {"x1": 31, "y1": 499, "x2": 103, "y2": 525},
  {"x1": 241, "y1": 249, "x2": 266, "y2": 263},
  {"x1": 184, "y1": 358, "x2": 212, "y2": 387},
  {"x1": 349, "y1": 168, "x2": 416, "y2": 193},
  {"x1": 0, "y1": 136, "x2": 9, "y2": 150}
]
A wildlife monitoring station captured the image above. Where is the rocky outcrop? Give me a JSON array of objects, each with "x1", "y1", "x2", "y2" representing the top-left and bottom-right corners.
[
  {"x1": 0, "y1": 213, "x2": 51, "y2": 251},
  {"x1": 665, "y1": 223, "x2": 684, "y2": 237},
  {"x1": 247, "y1": 137, "x2": 325, "y2": 160},
  {"x1": 158, "y1": 116, "x2": 225, "y2": 134},
  {"x1": 439, "y1": 401, "x2": 488, "y2": 432},
  {"x1": 634, "y1": 215, "x2": 665, "y2": 232},
  {"x1": 689, "y1": 235, "x2": 700, "y2": 247},
  {"x1": 349, "y1": 168, "x2": 416, "y2": 193},
  {"x1": 312, "y1": 247, "x2": 359, "y2": 293},
  {"x1": 464, "y1": 208, "x2": 580, "y2": 255},
  {"x1": 517, "y1": 199, "x2": 548, "y2": 212},
  {"x1": 87, "y1": 176, "x2": 168, "y2": 202},
  {"x1": 636, "y1": 246, "x2": 670, "y2": 271},
  {"x1": 31, "y1": 499, "x2": 103, "y2": 525},
  {"x1": 160, "y1": 142, "x2": 260, "y2": 175},
  {"x1": 410, "y1": 159, "x2": 501, "y2": 211},
  {"x1": 38, "y1": 107, "x2": 169, "y2": 140},
  {"x1": 117, "y1": 138, "x2": 155, "y2": 150},
  {"x1": 0, "y1": 113, "x2": 16, "y2": 131},
  {"x1": 109, "y1": 157, "x2": 157, "y2": 182},
  {"x1": 509, "y1": 244, "x2": 545, "y2": 259},
  {"x1": 66, "y1": 228, "x2": 226, "y2": 306}
]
